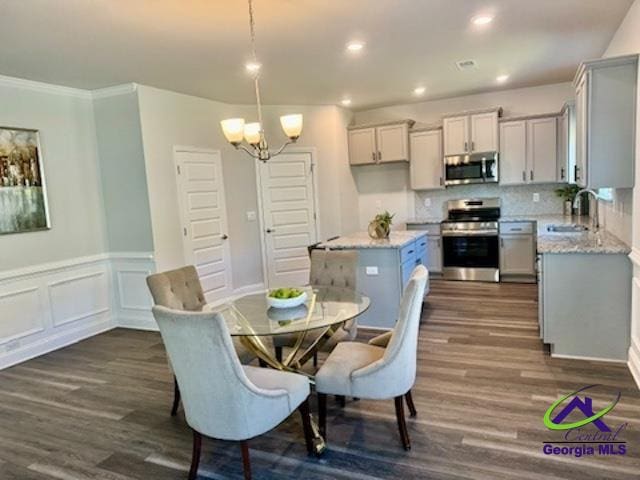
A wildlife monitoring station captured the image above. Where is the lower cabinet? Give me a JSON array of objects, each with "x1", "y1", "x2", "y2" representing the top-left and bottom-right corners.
[
  {"x1": 499, "y1": 222, "x2": 536, "y2": 282},
  {"x1": 406, "y1": 223, "x2": 442, "y2": 274}
]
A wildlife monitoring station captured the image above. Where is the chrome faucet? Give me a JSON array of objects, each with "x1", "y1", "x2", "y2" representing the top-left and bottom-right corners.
[{"x1": 573, "y1": 188, "x2": 599, "y2": 231}]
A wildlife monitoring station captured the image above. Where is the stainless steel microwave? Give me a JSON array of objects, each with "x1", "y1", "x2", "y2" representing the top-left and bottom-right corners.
[{"x1": 444, "y1": 152, "x2": 499, "y2": 186}]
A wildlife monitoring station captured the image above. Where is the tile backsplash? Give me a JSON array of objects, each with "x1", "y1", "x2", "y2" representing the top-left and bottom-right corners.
[{"x1": 414, "y1": 184, "x2": 565, "y2": 219}]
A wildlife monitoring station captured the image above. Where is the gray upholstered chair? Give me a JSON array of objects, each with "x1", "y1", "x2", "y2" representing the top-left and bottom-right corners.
[
  {"x1": 147, "y1": 266, "x2": 258, "y2": 416},
  {"x1": 152, "y1": 305, "x2": 313, "y2": 480},
  {"x1": 314, "y1": 265, "x2": 429, "y2": 450},
  {"x1": 272, "y1": 249, "x2": 359, "y2": 363}
]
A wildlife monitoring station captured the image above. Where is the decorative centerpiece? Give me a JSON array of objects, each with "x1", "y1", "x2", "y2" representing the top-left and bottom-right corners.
[
  {"x1": 555, "y1": 184, "x2": 588, "y2": 216},
  {"x1": 267, "y1": 287, "x2": 307, "y2": 309},
  {"x1": 368, "y1": 211, "x2": 394, "y2": 239}
]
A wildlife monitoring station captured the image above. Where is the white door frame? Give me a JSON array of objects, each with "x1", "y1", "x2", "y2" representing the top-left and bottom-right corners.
[
  {"x1": 172, "y1": 145, "x2": 234, "y2": 295},
  {"x1": 255, "y1": 147, "x2": 320, "y2": 288}
]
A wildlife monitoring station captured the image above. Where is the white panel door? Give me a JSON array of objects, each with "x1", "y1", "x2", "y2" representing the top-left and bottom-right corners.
[
  {"x1": 527, "y1": 117, "x2": 557, "y2": 184},
  {"x1": 174, "y1": 149, "x2": 232, "y2": 303},
  {"x1": 259, "y1": 151, "x2": 317, "y2": 288},
  {"x1": 409, "y1": 130, "x2": 443, "y2": 190},
  {"x1": 499, "y1": 121, "x2": 527, "y2": 185},
  {"x1": 348, "y1": 128, "x2": 377, "y2": 165},
  {"x1": 470, "y1": 111, "x2": 499, "y2": 153},
  {"x1": 377, "y1": 124, "x2": 408, "y2": 163},
  {"x1": 443, "y1": 116, "x2": 469, "y2": 156}
]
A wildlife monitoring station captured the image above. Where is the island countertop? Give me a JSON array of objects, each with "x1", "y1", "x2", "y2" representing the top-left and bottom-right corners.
[{"x1": 318, "y1": 230, "x2": 427, "y2": 249}]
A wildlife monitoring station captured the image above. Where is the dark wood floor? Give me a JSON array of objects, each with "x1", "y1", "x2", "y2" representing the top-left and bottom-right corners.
[{"x1": 1, "y1": 280, "x2": 639, "y2": 479}]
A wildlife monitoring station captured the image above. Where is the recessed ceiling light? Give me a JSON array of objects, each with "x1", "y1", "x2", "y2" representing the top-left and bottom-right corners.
[
  {"x1": 472, "y1": 15, "x2": 494, "y2": 26},
  {"x1": 346, "y1": 41, "x2": 365, "y2": 52},
  {"x1": 245, "y1": 62, "x2": 261, "y2": 73},
  {"x1": 413, "y1": 86, "x2": 426, "y2": 96},
  {"x1": 496, "y1": 74, "x2": 510, "y2": 83},
  {"x1": 341, "y1": 98, "x2": 352, "y2": 106}
]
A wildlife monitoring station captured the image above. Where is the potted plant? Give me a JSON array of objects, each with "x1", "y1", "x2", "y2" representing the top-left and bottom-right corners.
[
  {"x1": 368, "y1": 211, "x2": 394, "y2": 239},
  {"x1": 554, "y1": 184, "x2": 588, "y2": 216}
]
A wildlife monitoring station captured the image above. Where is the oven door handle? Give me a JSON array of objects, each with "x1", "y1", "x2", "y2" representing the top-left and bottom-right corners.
[{"x1": 442, "y1": 230, "x2": 498, "y2": 237}]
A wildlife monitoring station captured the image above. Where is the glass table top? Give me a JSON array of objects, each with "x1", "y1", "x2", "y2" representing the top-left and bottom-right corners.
[{"x1": 205, "y1": 286, "x2": 370, "y2": 336}]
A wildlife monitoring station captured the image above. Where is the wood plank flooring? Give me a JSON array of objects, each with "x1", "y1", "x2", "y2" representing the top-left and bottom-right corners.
[{"x1": 1, "y1": 280, "x2": 639, "y2": 479}]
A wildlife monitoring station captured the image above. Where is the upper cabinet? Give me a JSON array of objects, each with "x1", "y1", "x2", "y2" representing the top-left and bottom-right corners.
[
  {"x1": 499, "y1": 114, "x2": 558, "y2": 185},
  {"x1": 574, "y1": 54, "x2": 638, "y2": 189},
  {"x1": 557, "y1": 102, "x2": 576, "y2": 183},
  {"x1": 443, "y1": 110, "x2": 499, "y2": 156},
  {"x1": 409, "y1": 128, "x2": 444, "y2": 190},
  {"x1": 348, "y1": 121, "x2": 413, "y2": 165}
]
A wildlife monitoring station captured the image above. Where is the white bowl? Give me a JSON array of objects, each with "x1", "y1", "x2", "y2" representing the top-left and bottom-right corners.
[{"x1": 266, "y1": 290, "x2": 308, "y2": 309}]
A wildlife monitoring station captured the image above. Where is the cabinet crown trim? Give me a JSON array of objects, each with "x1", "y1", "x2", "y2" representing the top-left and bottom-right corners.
[
  {"x1": 442, "y1": 107, "x2": 502, "y2": 119},
  {"x1": 347, "y1": 119, "x2": 415, "y2": 130},
  {"x1": 573, "y1": 54, "x2": 639, "y2": 86},
  {"x1": 500, "y1": 112, "x2": 561, "y2": 123},
  {"x1": 410, "y1": 124, "x2": 443, "y2": 133}
]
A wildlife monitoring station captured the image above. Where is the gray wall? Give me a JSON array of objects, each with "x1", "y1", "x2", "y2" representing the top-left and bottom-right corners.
[
  {"x1": 93, "y1": 91, "x2": 154, "y2": 252},
  {"x1": 0, "y1": 84, "x2": 107, "y2": 270}
]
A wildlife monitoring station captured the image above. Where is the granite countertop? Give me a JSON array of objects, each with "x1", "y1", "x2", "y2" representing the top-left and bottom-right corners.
[
  {"x1": 406, "y1": 217, "x2": 443, "y2": 225},
  {"x1": 318, "y1": 230, "x2": 427, "y2": 249},
  {"x1": 500, "y1": 214, "x2": 630, "y2": 255}
]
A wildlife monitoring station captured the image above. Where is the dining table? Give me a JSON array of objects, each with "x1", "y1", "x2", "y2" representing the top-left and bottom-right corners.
[{"x1": 204, "y1": 285, "x2": 371, "y2": 455}]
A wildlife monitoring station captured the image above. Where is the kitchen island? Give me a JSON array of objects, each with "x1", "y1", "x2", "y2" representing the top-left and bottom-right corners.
[{"x1": 318, "y1": 231, "x2": 428, "y2": 329}]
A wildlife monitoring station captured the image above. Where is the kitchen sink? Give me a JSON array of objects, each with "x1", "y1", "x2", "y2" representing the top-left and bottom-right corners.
[{"x1": 546, "y1": 224, "x2": 589, "y2": 233}]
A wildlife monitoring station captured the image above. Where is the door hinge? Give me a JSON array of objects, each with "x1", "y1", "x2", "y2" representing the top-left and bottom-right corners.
[
  {"x1": 313, "y1": 212, "x2": 317, "y2": 220},
  {"x1": 183, "y1": 227, "x2": 187, "y2": 236},
  {"x1": 177, "y1": 165, "x2": 181, "y2": 175}
]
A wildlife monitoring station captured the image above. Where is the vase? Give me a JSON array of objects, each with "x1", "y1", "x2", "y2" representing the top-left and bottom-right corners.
[{"x1": 368, "y1": 221, "x2": 390, "y2": 239}]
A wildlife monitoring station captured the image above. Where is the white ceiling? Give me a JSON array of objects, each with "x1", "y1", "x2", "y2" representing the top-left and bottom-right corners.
[{"x1": 0, "y1": 0, "x2": 633, "y2": 109}]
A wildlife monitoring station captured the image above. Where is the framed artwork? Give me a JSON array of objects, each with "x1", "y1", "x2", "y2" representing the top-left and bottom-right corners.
[{"x1": 0, "y1": 127, "x2": 50, "y2": 235}]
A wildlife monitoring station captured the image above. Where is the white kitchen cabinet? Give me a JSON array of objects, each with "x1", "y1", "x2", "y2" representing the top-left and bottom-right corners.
[
  {"x1": 443, "y1": 110, "x2": 499, "y2": 156},
  {"x1": 557, "y1": 102, "x2": 575, "y2": 183},
  {"x1": 500, "y1": 115, "x2": 558, "y2": 186},
  {"x1": 470, "y1": 111, "x2": 499, "y2": 153},
  {"x1": 348, "y1": 127, "x2": 377, "y2": 165},
  {"x1": 573, "y1": 54, "x2": 638, "y2": 189},
  {"x1": 500, "y1": 222, "x2": 536, "y2": 281},
  {"x1": 409, "y1": 129, "x2": 444, "y2": 190},
  {"x1": 499, "y1": 121, "x2": 527, "y2": 185},
  {"x1": 527, "y1": 117, "x2": 557, "y2": 183},
  {"x1": 348, "y1": 121, "x2": 412, "y2": 165},
  {"x1": 426, "y1": 235, "x2": 443, "y2": 273},
  {"x1": 443, "y1": 116, "x2": 469, "y2": 156}
]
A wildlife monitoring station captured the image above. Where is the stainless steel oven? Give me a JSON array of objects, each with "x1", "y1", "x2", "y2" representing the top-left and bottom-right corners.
[
  {"x1": 444, "y1": 152, "x2": 498, "y2": 186},
  {"x1": 441, "y1": 198, "x2": 500, "y2": 282}
]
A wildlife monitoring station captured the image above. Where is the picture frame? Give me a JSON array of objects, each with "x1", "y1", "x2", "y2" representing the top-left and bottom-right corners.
[{"x1": 0, "y1": 126, "x2": 51, "y2": 235}]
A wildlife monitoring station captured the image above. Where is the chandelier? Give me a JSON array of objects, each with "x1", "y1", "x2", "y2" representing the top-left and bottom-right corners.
[{"x1": 220, "y1": 0, "x2": 303, "y2": 162}]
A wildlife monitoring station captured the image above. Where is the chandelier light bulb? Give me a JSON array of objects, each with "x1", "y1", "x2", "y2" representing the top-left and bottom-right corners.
[
  {"x1": 280, "y1": 114, "x2": 303, "y2": 140},
  {"x1": 220, "y1": 118, "x2": 245, "y2": 144},
  {"x1": 244, "y1": 122, "x2": 262, "y2": 145}
]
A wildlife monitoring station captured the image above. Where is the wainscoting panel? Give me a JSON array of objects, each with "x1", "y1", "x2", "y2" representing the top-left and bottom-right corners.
[
  {"x1": 111, "y1": 253, "x2": 156, "y2": 331},
  {"x1": 0, "y1": 254, "x2": 113, "y2": 370},
  {"x1": 629, "y1": 250, "x2": 640, "y2": 389}
]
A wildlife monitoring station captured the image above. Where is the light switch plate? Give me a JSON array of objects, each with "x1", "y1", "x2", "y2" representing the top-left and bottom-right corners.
[
  {"x1": 533, "y1": 193, "x2": 540, "y2": 203},
  {"x1": 365, "y1": 266, "x2": 379, "y2": 275},
  {"x1": 246, "y1": 211, "x2": 257, "y2": 221}
]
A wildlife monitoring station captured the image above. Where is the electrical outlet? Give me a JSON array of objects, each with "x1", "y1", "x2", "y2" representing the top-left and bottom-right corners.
[
  {"x1": 423, "y1": 198, "x2": 431, "y2": 208},
  {"x1": 533, "y1": 193, "x2": 540, "y2": 203},
  {"x1": 365, "y1": 266, "x2": 379, "y2": 275},
  {"x1": 246, "y1": 211, "x2": 257, "y2": 221}
]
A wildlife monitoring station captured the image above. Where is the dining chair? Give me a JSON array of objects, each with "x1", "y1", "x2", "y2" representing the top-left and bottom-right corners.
[
  {"x1": 152, "y1": 305, "x2": 314, "y2": 480},
  {"x1": 314, "y1": 265, "x2": 428, "y2": 450},
  {"x1": 272, "y1": 249, "x2": 359, "y2": 364},
  {"x1": 147, "y1": 266, "x2": 260, "y2": 416}
]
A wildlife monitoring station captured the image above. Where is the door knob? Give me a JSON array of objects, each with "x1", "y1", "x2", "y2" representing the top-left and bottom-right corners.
[
  {"x1": 266, "y1": 228, "x2": 275, "y2": 234},
  {"x1": 221, "y1": 234, "x2": 228, "y2": 240}
]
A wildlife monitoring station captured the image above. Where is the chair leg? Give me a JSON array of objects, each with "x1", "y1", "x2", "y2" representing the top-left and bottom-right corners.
[
  {"x1": 394, "y1": 396, "x2": 411, "y2": 451},
  {"x1": 275, "y1": 346, "x2": 283, "y2": 363},
  {"x1": 318, "y1": 393, "x2": 327, "y2": 438},
  {"x1": 405, "y1": 390, "x2": 417, "y2": 418},
  {"x1": 298, "y1": 399, "x2": 314, "y2": 455},
  {"x1": 240, "y1": 440, "x2": 252, "y2": 480},
  {"x1": 171, "y1": 376, "x2": 181, "y2": 417},
  {"x1": 188, "y1": 430, "x2": 202, "y2": 480},
  {"x1": 336, "y1": 395, "x2": 346, "y2": 408}
]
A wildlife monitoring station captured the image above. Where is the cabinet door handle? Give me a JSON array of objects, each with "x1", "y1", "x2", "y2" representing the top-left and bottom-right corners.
[
  {"x1": 471, "y1": 141, "x2": 475, "y2": 152},
  {"x1": 439, "y1": 176, "x2": 443, "y2": 186},
  {"x1": 464, "y1": 141, "x2": 468, "y2": 152},
  {"x1": 574, "y1": 165, "x2": 580, "y2": 181},
  {"x1": 377, "y1": 151, "x2": 382, "y2": 161},
  {"x1": 500, "y1": 238, "x2": 504, "y2": 247},
  {"x1": 560, "y1": 167, "x2": 565, "y2": 180},
  {"x1": 522, "y1": 171, "x2": 526, "y2": 182},
  {"x1": 371, "y1": 152, "x2": 376, "y2": 163},
  {"x1": 530, "y1": 170, "x2": 534, "y2": 181},
  {"x1": 407, "y1": 250, "x2": 414, "y2": 254}
]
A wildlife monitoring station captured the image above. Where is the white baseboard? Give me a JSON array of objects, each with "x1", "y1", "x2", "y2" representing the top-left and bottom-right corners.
[
  {"x1": 110, "y1": 252, "x2": 156, "y2": 331},
  {"x1": 550, "y1": 353, "x2": 628, "y2": 364}
]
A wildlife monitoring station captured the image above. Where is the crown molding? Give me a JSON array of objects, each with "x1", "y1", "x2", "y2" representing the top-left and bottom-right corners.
[
  {"x1": 91, "y1": 83, "x2": 138, "y2": 99},
  {"x1": 0, "y1": 74, "x2": 92, "y2": 99}
]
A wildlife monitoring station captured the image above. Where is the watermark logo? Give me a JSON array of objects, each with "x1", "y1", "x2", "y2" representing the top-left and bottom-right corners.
[{"x1": 542, "y1": 385, "x2": 628, "y2": 457}]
